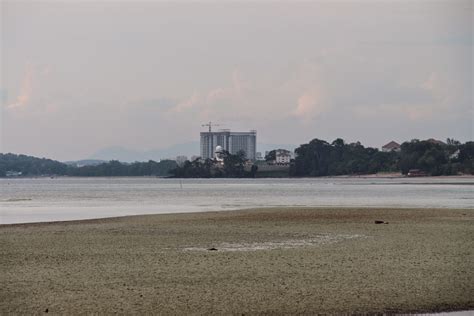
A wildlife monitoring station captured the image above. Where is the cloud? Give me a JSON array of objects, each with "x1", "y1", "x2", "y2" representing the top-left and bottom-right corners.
[
  {"x1": 420, "y1": 71, "x2": 455, "y2": 108},
  {"x1": 171, "y1": 92, "x2": 201, "y2": 113},
  {"x1": 354, "y1": 103, "x2": 434, "y2": 121},
  {"x1": 136, "y1": 98, "x2": 177, "y2": 109},
  {"x1": 4, "y1": 63, "x2": 55, "y2": 113},
  {"x1": 168, "y1": 69, "x2": 249, "y2": 119},
  {"x1": 420, "y1": 72, "x2": 437, "y2": 92},
  {"x1": 351, "y1": 70, "x2": 464, "y2": 122},
  {"x1": 0, "y1": 89, "x2": 7, "y2": 104},
  {"x1": 6, "y1": 64, "x2": 33, "y2": 109},
  {"x1": 293, "y1": 89, "x2": 328, "y2": 120},
  {"x1": 166, "y1": 65, "x2": 332, "y2": 126},
  {"x1": 205, "y1": 69, "x2": 247, "y2": 105}
]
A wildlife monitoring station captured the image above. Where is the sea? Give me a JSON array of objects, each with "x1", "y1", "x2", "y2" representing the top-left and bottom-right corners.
[{"x1": 1, "y1": 177, "x2": 472, "y2": 224}]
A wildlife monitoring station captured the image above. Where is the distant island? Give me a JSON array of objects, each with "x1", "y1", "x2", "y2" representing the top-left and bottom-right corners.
[{"x1": 1, "y1": 138, "x2": 472, "y2": 178}]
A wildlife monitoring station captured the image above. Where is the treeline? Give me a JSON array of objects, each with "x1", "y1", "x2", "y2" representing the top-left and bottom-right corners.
[
  {"x1": 291, "y1": 138, "x2": 473, "y2": 177},
  {"x1": 171, "y1": 150, "x2": 258, "y2": 178},
  {"x1": 67, "y1": 160, "x2": 177, "y2": 177},
  {"x1": 398, "y1": 139, "x2": 472, "y2": 176},
  {"x1": 291, "y1": 138, "x2": 397, "y2": 176},
  {"x1": 1, "y1": 138, "x2": 473, "y2": 178},
  {"x1": 0, "y1": 153, "x2": 177, "y2": 177}
]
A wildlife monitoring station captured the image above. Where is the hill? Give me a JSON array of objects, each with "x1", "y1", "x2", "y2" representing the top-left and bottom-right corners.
[{"x1": 0, "y1": 153, "x2": 177, "y2": 177}]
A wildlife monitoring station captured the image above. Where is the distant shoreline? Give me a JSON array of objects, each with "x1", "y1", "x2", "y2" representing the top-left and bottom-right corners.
[
  {"x1": 327, "y1": 173, "x2": 474, "y2": 179},
  {"x1": 2, "y1": 173, "x2": 474, "y2": 179}
]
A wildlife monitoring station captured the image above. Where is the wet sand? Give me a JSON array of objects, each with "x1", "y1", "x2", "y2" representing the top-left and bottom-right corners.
[{"x1": 1, "y1": 207, "x2": 473, "y2": 314}]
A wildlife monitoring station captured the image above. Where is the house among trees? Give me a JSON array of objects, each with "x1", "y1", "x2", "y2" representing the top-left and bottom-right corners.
[
  {"x1": 382, "y1": 141, "x2": 401, "y2": 152},
  {"x1": 407, "y1": 169, "x2": 428, "y2": 177},
  {"x1": 265, "y1": 149, "x2": 292, "y2": 165},
  {"x1": 6, "y1": 170, "x2": 22, "y2": 177},
  {"x1": 275, "y1": 149, "x2": 292, "y2": 165}
]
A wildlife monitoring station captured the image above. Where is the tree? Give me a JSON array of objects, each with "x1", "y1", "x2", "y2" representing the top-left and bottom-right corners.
[
  {"x1": 223, "y1": 150, "x2": 245, "y2": 177},
  {"x1": 331, "y1": 138, "x2": 345, "y2": 147},
  {"x1": 265, "y1": 150, "x2": 276, "y2": 162},
  {"x1": 291, "y1": 138, "x2": 399, "y2": 177},
  {"x1": 446, "y1": 138, "x2": 461, "y2": 146}
]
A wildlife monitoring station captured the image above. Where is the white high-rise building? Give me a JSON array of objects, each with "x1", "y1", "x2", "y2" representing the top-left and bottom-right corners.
[{"x1": 200, "y1": 130, "x2": 257, "y2": 160}]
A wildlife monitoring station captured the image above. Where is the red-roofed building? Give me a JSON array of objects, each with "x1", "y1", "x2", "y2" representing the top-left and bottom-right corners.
[{"x1": 382, "y1": 141, "x2": 401, "y2": 152}]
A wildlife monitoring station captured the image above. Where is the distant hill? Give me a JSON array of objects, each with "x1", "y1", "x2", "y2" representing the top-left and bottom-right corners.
[
  {"x1": 88, "y1": 146, "x2": 150, "y2": 163},
  {"x1": 0, "y1": 153, "x2": 177, "y2": 177},
  {"x1": 0, "y1": 153, "x2": 68, "y2": 177},
  {"x1": 89, "y1": 142, "x2": 199, "y2": 163},
  {"x1": 89, "y1": 142, "x2": 298, "y2": 162},
  {"x1": 64, "y1": 159, "x2": 106, "y2": 167}
]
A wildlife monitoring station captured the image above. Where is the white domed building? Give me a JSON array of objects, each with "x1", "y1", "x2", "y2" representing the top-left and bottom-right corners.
[{"x1": 215, "y1": 145, "x2": 225, "y2": 162}]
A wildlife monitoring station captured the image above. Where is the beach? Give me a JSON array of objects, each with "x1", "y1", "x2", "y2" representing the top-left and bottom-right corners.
[{"x1": 1, "y1": 207, "x2": 473, "y2": 314}]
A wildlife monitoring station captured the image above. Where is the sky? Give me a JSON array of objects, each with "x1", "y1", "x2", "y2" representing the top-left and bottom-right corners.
[{"x1": 1, "y1": 0, "x2": 472, "y2": 161}]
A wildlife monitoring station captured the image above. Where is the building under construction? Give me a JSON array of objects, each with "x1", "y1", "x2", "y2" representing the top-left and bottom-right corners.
[{"x1": 200, "y1": 123, "x2": 256, "y2": 160}]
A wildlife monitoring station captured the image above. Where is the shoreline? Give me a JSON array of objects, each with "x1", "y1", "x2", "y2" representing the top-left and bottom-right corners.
[
  {"x1": 2, "y1": 174, "x2": 474, "y2": 180},
  {"x1": 2, "y1": 204, "x2": 473, "y2": 227},
  {"x1": 1, "y1": 207, "x2": 472, "y2": 314}
]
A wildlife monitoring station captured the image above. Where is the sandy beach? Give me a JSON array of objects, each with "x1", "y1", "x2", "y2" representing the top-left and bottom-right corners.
[{"x1": 1, "y1": 207, "x2": 473, "y2": 314}]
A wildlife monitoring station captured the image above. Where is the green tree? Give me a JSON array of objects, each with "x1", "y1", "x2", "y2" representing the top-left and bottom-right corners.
[{"x1": 265, "y1": 150, "x2": 276, "y2": 162}]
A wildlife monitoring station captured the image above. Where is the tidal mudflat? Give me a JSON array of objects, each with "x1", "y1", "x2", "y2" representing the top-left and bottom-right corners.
[{"x1": 1, "y1": 207, "x2": 473, "y2": 314}]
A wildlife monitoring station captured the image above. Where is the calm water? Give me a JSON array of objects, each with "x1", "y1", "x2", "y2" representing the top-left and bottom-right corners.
[{"x1": 0, "y1": 177, "x2": 472, "y2": 224}]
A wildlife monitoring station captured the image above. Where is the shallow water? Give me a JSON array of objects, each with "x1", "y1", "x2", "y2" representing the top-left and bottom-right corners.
[{"x1": 0, "y1": 177, "x2": 472, "y2": 224}]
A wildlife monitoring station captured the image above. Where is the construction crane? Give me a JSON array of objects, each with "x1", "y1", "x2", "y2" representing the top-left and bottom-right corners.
[{"x1": 202, "y1": 121, "x2": 220, "y2": 132}]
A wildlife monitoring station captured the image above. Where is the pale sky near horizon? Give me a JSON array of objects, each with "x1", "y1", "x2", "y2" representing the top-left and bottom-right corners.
[{"x1": 1, "y1": 0, "x2": 472, "y2": 161}]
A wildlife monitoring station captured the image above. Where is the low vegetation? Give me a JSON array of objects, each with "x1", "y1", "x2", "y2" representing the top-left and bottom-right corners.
[{"x1": 171, "y1": 150, "x2": 258, "y2": 178}]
